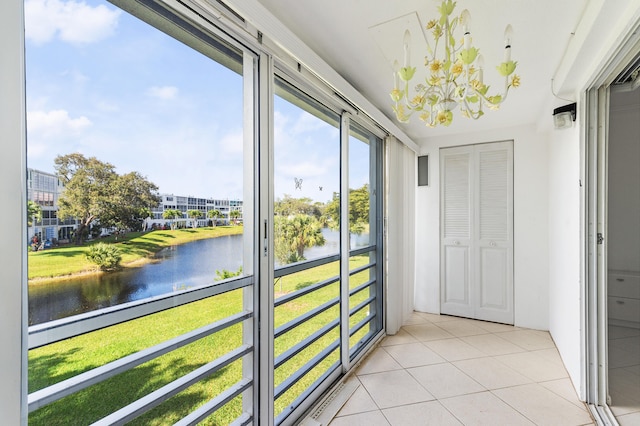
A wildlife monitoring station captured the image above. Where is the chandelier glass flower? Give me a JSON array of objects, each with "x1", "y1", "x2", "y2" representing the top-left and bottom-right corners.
[{"x1": 390, "y1": 0, "x2": 520, "y2": 127}]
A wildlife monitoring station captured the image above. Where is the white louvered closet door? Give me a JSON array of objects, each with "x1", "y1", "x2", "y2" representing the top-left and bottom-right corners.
[{"x1": 440, "y1": 141, "x2": 513, "y2": 324}]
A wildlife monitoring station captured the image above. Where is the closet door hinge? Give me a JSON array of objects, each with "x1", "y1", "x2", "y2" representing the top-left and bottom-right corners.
[{"x1": 597, "y1": 233, "x2": 604, "y2": 245}]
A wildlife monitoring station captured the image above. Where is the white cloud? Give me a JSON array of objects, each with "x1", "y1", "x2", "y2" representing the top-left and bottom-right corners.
[
  {"x1": 60, "y1": 69, "x2": 90, "y2": 84},
  {"x1": 292, "y1": 110, "x2": 330, "y2": 135},
  {"x1": 286, "y1": 160, "x2": 329, "y2": 178},
  {"x1": 95, "y1": 100, "x2": 119, "y2": 112},
  {"x1": 219, "y1": 130, "x2": 244, "y2": 154},
  {"x1": 146, "y1": 86, "x2": 179, "y2": 100},
  {"x1": 25, "y1": 0, "x2": 121, "y2": 45},
  {"x1": 27, "y1": 109, "x2": 92, "y2": 137}
]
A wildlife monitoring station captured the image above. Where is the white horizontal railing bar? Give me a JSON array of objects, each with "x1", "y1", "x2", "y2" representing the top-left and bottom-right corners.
[
  {"x1": 274, "y1": 297, "x2": 339, "y2": 338},
  {"x1": 274, "y1": 275, "x2": 339, "y2": 307},
  {"x1": 349, "y1": 296, "x2": 375, "y2": 319},
  {"x1": 349, "y1": 278, "x2": 375, "y2": 298},
  {"x1": 274, "y1": 254, "x2": 340, "y2": 279},
  {"x1": 274, "y1": 319, "x2": 339, "y2": 369},
  {"x1": 348, "y1": 261, "x2": 375, "y2": 277},
  {"x1": 229, "y1": 413, "x2": 253, "y2": 426},
  {"x1": 29, "y1": 276, "x2": 252, "y2": 349},
  {"x1": 349, "y1": 245, "x2": 375, "y2": 257},
  {"x1": 27, "y1": 311, "x2": 251, "y2": 413},
  {"x1": 173, "y1": 378, "x2": 252, "y2": 426},
  {"x1": 91, "y1": 344, "x2": 253, "y2": 425},
  {"x1": 349, "y1": 314, "x2": 375, "y2": 338},
  {"x1": 349, "y1": 329, "x2": 385, "y2": 365},
  {"x1": 274, "y1": 339, "x2": 339, "y2": 400},
  {"x1": 275, "y1": 361, "x2": 341, "y2": 426}
]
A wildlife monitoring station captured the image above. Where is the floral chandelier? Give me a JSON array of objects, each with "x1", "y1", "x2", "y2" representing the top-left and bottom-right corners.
[{"x1": 390, "y1": 0, "x2": 520, "y2": 127}]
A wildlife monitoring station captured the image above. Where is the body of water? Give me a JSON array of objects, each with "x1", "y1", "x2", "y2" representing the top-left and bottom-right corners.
[{"x1": 29, "y1": 229, "x2": 371, "y2": 325}]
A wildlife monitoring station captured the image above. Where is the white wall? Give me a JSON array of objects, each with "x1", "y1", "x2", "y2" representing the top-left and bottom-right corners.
[
  {"x1": 547, "y1": 121, "x2": 582, "y2": 391},
  {"x1": 0, "y1": 0, "x2": 27, "y2": 423},
  {"x1": 415, "y1": 124, "x2": 550, "y2": 330}
]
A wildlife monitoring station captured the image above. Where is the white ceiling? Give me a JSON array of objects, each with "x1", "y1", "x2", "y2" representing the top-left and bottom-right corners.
[{"x1": 257, "y1": 0, "x2": 589, "y2": 143}]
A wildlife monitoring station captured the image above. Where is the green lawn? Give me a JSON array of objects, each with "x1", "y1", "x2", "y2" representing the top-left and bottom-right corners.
[
  {"x1": 29, "y1": 250, "x2": 375, "y2": 425},
  {"x1": 28, "y1": 227, "x2": 243, "y2": 280}
]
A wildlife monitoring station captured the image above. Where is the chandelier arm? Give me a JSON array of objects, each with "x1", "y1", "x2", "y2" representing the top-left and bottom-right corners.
[
  {"x1": 466, "y1": 81, "x2": 512, "y2": 108},
  {"x1": 461, "y1": 94, "x2": 483, "y2": 120},
  {"x1": 403, "y1": 80, "x2": 410, "y2": 104}
]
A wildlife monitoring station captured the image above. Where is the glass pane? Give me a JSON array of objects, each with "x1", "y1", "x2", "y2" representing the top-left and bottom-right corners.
[
  {"x1": 25, "y1": 0, "x2": 250, "y2": 321},
  {"x1": 274, "y1": 78, "x2": 340, "y2": 265},
  {"x1": 348, "y1": 122, "x2": 376, "y2": 249},
  {"x1": 273, "y1": 262, "x2": 340, "y2": 416},
  {"x1": 273, "y1": 77, "x2": 341, "y2": 420},
  {"x1": 348, "y1": 122, "x2": 382, "y2": 357},
  {"x1": 25, "y1": 0, "x2": 255, "y2": 423}
]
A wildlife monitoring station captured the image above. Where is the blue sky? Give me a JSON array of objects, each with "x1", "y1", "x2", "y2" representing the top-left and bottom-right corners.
[{"x1": 25, "y1": 0, "x2": 370, "y2": 203}]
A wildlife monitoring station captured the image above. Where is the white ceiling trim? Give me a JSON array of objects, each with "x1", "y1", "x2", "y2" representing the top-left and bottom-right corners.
[{"x1": 553, "y1": 0, "x2": 640, "y2": 95}]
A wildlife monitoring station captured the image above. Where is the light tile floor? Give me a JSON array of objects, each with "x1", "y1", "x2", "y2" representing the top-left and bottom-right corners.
[
  {"x1": 609, "y1": 325, "x2": 640, "y2": 425},
  {"x1": 328, "y1": 312, "x2": 595, "y2": 426}
]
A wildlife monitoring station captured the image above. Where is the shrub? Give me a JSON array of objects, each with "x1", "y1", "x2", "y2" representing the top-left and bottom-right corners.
[
  {"x1": 215, "y1": 266, "x2": 243, "y2": 281},
  {"x1": 85, "y1": 242, "x2": 122, "y2": 271}
]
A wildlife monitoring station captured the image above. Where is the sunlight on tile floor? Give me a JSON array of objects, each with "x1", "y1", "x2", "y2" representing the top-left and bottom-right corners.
[{"x1": 327, "y1": 312, "x2": 595, "y2": 426}]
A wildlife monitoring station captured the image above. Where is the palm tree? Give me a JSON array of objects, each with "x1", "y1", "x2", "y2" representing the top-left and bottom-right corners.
[
  {"x1": 162, "y1": 209, "x2": 181, "y2": 230},
  {"x1": 207, "y1": 209, "x2": 221, "y2": 227},
  {"x1": 186, "y1": 209, "x2": 203, "y2": 228},
  {"x1": 230, "y1": 209, "x2": 241, "y2": 225},
  {"x1": 274, "y1": 214, "x2": 325, "y2": 264}
]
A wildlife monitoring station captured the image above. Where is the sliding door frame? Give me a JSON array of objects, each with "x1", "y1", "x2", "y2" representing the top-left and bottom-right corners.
[{"x1": 583, "y1": 22, "x2": 640, "y2": 425}]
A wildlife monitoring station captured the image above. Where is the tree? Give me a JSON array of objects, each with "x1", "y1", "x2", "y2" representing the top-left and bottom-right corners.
[
  {"x1": 275, "y1": 195, "x2": 323, "y2": 218},
  {"x1": 101, "y1": 172, "x2": 160, "y2": 233},
  {"x1": 230, "y1": 209, "x2": 241, "y2": 225},
  {"x1": 347, "y1": 184, "x2": 370, "y2": 234},
  {"x1": 274, "y1": 214, "x2": 325, "y2": 264},
  {"x1": 54, "y1": 153, "x2": 160, "y2": 244},
  {"x1": 27, "y1": 200, "x2": 42, "y2": 227},
  {"x1": 207, "y1": 209, "x2": 221, "y2": 226},
  {"x1": 162, "y1": 209, "x2": 182, "y2": 230},
  {"x1": 324, "y1": 184, "x2": 370, "y2": 235},
  {"x1": 139, "y1": 207, "x2": 152, "y2": 231},
  {"x1": 187, "y1": 209, "x2": 203, "y2": 228}
]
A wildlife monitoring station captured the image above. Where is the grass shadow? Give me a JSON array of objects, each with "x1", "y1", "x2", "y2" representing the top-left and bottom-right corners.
[
  {"x1": 28, "y1": 347, "x2": 84, "y2": 393},
  {"x1": 29, "y1": 355, "x2": 240, "y2": 425},
  {"x1": 31, "y1": 249, "x2": 86, "y2": 259},
  {"x1": 294, "y1": 280, "x2": 315, "y2": 291}
]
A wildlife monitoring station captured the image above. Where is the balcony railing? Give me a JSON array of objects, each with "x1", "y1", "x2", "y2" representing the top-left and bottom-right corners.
[{"x1": 28, "y1": 276, "x2": 254, "y2": 424}]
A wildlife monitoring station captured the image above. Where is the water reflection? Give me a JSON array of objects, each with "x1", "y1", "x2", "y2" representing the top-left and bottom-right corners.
[
  {"x1": 28, "y1": 235, "x2": 243, "y2": 325},
  {"x1": 28, "y1": 230, "x2": 370, "y2": 325}
]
